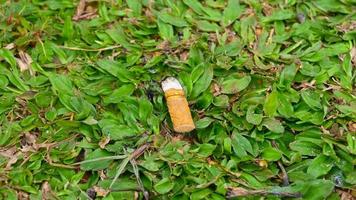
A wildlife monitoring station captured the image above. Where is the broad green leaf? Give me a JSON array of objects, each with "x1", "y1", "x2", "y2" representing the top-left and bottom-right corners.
[
  {"x1": 191, "y1": 65, "x2": 213, "y2": 98},
  {"x1": 290, "y1": 141, "x2": 321, "y2": 156},
  {"x1": 157, "y1": 19, "x2": 174, "y2": 41},
  {"x1": 262, "y1": 118, "x2": 285, "y2": 133},
  {"x1": 279, "y1": 64, "x2": 297, "y2": 88},
  {"x1": 277, "y1": 93, "x2": 294, "y2": 118},
  {"x1": 158, "y1": 12, "x2": 189, "y2": 27},
  {"x1": 195, "y1": 117, "x2": 214, "y2": 129},
  {"x1": 212, "y1": 95, "x2": 229, "y2": 107},
  {"x1": 126, "y1": 0, "x2": 142, "y2": 16},
  {"x1": 48, "y1": 73, "x2": 74, "y2": 95},
  {"x1": 221, "y1": 75, "x2": 251, "y2": 94},
  {"x1": 262, "y1": 9, "x2": 295, "y2": 23},
  {"x1": 307, "y1": 155, "x2": 333, "y2": 178},
  {"x1": 182, "y1": 0, "x2": 204, "y2": 15},
  {"x1": 262, "y1": 147, "x2": 282, "y2": 161},
  {"x1": 139, "y1": 98, "x2": 153, "y2": 123},
  {"x1": 196, "y1": 20, "x2": 220, "y2": 32},
  {"x1": 154, "y1": 178, "x2": 174, "y2": 194},
  {"x1": 195, "y1": 143, "x2": 216, "y2": 157},
  {"x1": 222, "y1": 0, "x2": 244, "y2": 26},
  {"x1": 263, "y1": 90, "x2": 279, "y2": 117},
  {"x1": 231, "y1": 131, "x2": 253, "y2": 157},
  {"x1": 62, "y1": 15, "x2": 73, "y2": 40},
  {"x1": 246, "y1": 106, "x2": 263, "y2": 125},
  {"x1": 301, "y1": 90, "x2": 322, "y2": 110},
  {"x1": 81, "y1": 149, "x2": 113, "y2": 171},
  {"x1": 301, "y1": 180, "x2": 334, "y2": 200},
  {"x1": 190, "y1": 189, "x2": 212, "y2": 200},
  {"x1": 103, "y1": 84, "x2": 135, "y2": 104}
]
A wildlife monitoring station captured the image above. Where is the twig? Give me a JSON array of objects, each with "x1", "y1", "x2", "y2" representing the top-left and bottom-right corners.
[
  {"x1": 271, "y1": 140, "x2": 289, "y2": 186},
  {"x1": 226, "y1": 187, "x2": 302, "y2": 198},
  {"x1": 58, "y1": 45, "x2": 121, "y2": 52}
]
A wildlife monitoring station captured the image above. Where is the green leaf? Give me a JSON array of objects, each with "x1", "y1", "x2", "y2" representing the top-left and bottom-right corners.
[
  {"x1": 345, "y1": 171, "x2": 356, "y2": 184},
  {"x1": 158, "y1": 12, "x2": 189, "y2": 27},
  {"x1": 262, "y1": 147, "x2": 282, "y2": 161},
  {"x1": 278, "y1": 64, "x2": 297, "y2": 88},
  {"x1": 62, "y1": 15, "x2": 73, "y2": 40},
  {"x1": 307, "y1": 155, "x2": 333, "y2": 178},
  {"x1": 139, "y1": 98, "x2": 153, "y2": 123},
  {"x1": 221, "y1": 75, "x2": 251, "y2": 94},
  {"x1": 195, "y1": 143, "x2": 216, "y2": 157},
  {"x1": 301, "y1": 180, "x2": 334, "y2": 200},
  {"x1": 103, "y1": 84, "x2": 135, "y2": 104},
  {"x1": 195, "y1": 117, "x2": 214, "y2": 129},
  {"x1": 300, "y1": 62, "x2": 320, "y2": 77},
  {"x1": 289, "y1": 141, "x2": 321, "y2": 156},
  {"x1": 246, "y1": 106, "x2": 263, "y2": 125},
  {"x1": 301, "y1": 90, "x2": 322, "y2": 110},
  {"x1": 342, "y1": 53, "x2": 352, "y2": 78},
  {"x1": 263, "y1": 90, "x2": 279, "y2": 117},
  {"x1": 222, "y1": 0, "x2": 244, "y2": 26},
  {"x1": 81, "y1": 149, "x2": 112, "y2": 171},
  {"x1": 191, "y1": 65, "x2": 213, "y2": 98},
  {"x1": 212, "y1": 95, "x2": 229, "y2": 107},
  {"x1": 48, "y1": 73, "x2": 74, "y2": 95},
  {"x1": 126, "y1": 0, "x2": 142, "y2": 16},
  {"x1": 262, "y1": 9, "x2": 295, "y2": 23},
  {"x1": 154, "y1": 178, "x2": 174, "y2": 194},
  {"x1": 190, "y1": 189, "x2": 212, "y2": 200},
  {"x1": 0, "y1": 75, "x2": 9, "y2": 88},
  {"x1": 157, "y1": 19, "x2": 174, "y2": 41},
  {"x1": 182, "y1": 0, "x2": 204, "y2": 15},
  {"x1": 196, "y1": 20, "x2": 220, "y2": 32},
  {"x1": 277, "y1": 93, "x2": 294, "y2": 118},
  {"x1": 231, "y1": 131, "x2": 253, "y2": 157},
  {"x1": 0, "y1": 49, "x2": 17, "y2": 67},
  {"x1": 262, "y1": 118, "x2": 285, "y2": 133}
]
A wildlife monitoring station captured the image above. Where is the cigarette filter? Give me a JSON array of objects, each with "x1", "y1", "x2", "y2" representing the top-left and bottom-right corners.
[{"x1": 161, "y1": 77, "x2": 195, "y2": 133}]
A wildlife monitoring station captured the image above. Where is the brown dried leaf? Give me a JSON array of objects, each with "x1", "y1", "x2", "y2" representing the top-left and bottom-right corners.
[
  {"x1": 226, "y1": 187, "x2": 251, "y2": 197},
  {"x1": 41, "y1": 181, "x2": 52, "y2": 200},
  {"x1": 16, "y1": 51, "x2": 33, "y2": 74},
  {"x1": 262, "y1": 2, "x2": 273, "y2": 16},
  {"x1": 0, "y1": 147, "x2": 21, "y2": 170},
  {"x1": 18, "y1": 191, "x2": 29, "y2": 200},
  {"x1": 93, "y1": 186, "x2": 109, "y2": 197},
  {"x1": 351, "y1": 47, "x2": 356, "y2": 65},
  {"x1": 0, "y1": 146, "x2": 17, "y2": 158},
  {"x1": 73, "y1": 0, "x2": 98, "y2": 21},
  {"x1": 212, "y1": 83, "x2": 221, "y2": 96},
  {"x1": 336, "y1": 189, "x2": 354, "y2": 200},
  {"x1": 99, "y1": 170, "x2": 107, "y2": 180},
  {"x1": 5, "y1": 43, "x2": 15, "y2": 50},
  {"x1": 73, "y1": 0, "x2": 86, "y2": 20},
  {"x1": 99, "y1": 136, "x2": 110, "y2": 149},
  {"x1": 179, "y1": 51, "x2": 189, "y2": 61},
  {"x1": 347, "y1": 122, "x2": 356, "y2": 133}
]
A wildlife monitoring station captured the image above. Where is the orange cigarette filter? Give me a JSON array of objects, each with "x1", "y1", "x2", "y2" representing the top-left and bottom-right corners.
[{"x1": 162, "y1": 77, "x2": 195, "y2": 133}]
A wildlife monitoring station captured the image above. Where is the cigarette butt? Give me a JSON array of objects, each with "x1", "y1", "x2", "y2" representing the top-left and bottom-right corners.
[{"x1": 162, "y1": 77, "x2": 195, "y2": 133}]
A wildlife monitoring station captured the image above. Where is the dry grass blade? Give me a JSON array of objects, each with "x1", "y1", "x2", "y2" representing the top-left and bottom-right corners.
[{"x1": 226, "y1": 187, "x2": 302, "y2": 198}]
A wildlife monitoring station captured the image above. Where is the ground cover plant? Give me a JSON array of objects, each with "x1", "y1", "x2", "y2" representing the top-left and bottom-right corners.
[{"x1": 0, "y1": 0, "x2": 355, "y2": 199}]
